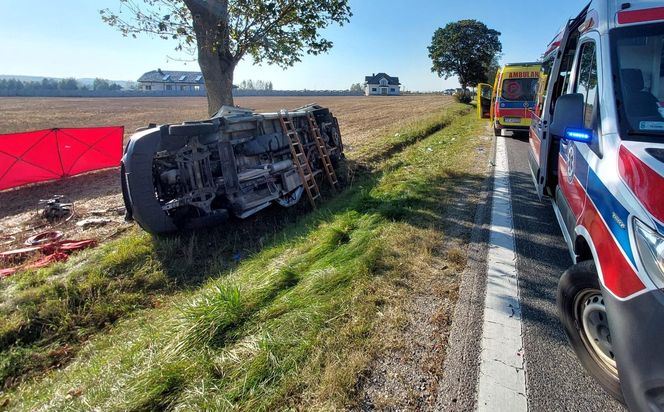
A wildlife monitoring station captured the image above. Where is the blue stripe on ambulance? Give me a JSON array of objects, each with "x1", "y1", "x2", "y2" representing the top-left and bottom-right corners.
[
  {"x1": 495, "y1": 99, "x2": 536, "y2": 109},
  {"x1": 655, "y1": 221, "x2": 664, "y2": 236},
  {"x1": 585, "y1": 163, "x2": 637, "y2": 268},
  {"x1": 561, "y1": 142, "x2": 637, "y2": 267}
]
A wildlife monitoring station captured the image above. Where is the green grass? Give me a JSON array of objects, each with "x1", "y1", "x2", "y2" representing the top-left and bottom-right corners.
[{"x1": 0, "y1": 104, "x2": 490, "y2": 411}]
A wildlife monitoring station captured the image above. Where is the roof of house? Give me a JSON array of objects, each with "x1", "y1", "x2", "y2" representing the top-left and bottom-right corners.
[
  {"x1": 364, "y1": 73, "x2": 400, "y2": 85},
  {"x1": 137, "y1": 70, "x2": 205, "y2": 84}
]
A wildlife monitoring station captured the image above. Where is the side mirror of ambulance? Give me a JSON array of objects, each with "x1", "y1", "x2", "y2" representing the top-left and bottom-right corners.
[{"x1": 549, "y1": 93, "x2": 592, "y2": 143}]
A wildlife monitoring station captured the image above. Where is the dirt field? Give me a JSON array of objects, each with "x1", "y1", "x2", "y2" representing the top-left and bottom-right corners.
[
  {"x1": 0, "y1": 95, "x2": 452, "y2": 146},
  {"x1": 0, "y1": 95, "x2": 453, "y2": 255}
]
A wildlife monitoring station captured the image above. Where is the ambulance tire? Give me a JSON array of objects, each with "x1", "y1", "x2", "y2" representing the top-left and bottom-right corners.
[{"x1": 557, "y1": 260, "x2": 625, "y2": 404}]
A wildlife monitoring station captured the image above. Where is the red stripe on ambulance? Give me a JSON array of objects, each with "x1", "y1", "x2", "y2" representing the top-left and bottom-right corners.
[
  {"x1": 581, "y1": 194, "x2": 646, "y2": 298},
  {"x1": 561, "y1": 155, "x2": 646, "y2": 298},
  {"x1": 619, "y1": 145, "x2": 664, "y2": 224},
  {"x1": 618, "y1": 7, "x2": 664, "y2": 24}
]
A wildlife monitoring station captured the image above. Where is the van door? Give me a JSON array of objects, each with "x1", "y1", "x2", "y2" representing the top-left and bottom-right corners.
[
  {"x1": 477, "y1": 83, "x2": 493, "y2": 119},
  {"x1": 531, "y1": 10, "x2": 587, "y2": 199},
  {"x1": 529, "y1": 58, "x2": 554, "y2": 186},
  {"x1": 490, "y1": 69, "x2": 501, "y2": 125},
  {"x1": 557, "y1": 39, "x2": 598, "y2": 239}
]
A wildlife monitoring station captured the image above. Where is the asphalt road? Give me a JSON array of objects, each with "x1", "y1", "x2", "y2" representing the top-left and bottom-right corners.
[{"x1": 505, "y1": 133, "x2": 625, "y2": 411}]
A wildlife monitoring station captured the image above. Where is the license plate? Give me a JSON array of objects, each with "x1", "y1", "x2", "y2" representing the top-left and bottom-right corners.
[{"x1": 503, "y1": 117, "x2": 521, "y2": 123}]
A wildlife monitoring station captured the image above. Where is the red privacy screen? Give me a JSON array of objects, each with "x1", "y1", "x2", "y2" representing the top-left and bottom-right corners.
[{"x1": 0, "y1": 127, "x2": 123, "y2": 191}]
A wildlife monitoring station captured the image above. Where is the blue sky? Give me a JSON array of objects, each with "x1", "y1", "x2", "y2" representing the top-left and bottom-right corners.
[{"x1": 0, "y1": 0, "x2": 583, "y2": 91}]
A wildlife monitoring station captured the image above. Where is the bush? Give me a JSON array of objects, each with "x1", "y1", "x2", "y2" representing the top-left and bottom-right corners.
[{"x1": 454, "y1": 91, "x2": 473, "y2": 104}]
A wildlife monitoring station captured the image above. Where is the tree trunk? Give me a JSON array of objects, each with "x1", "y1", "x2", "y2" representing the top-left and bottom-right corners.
[
  {"x1": 184, "y1": 0, "x2": 236, "y2": 116},
  {"x1": 198, "y1": 50, "x2": 236, "y2": 116}
]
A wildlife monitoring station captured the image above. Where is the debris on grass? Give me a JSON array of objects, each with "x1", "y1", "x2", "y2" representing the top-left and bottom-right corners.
[{"x1": 76, "y1": 218, "x2": 112, "y2": 229}]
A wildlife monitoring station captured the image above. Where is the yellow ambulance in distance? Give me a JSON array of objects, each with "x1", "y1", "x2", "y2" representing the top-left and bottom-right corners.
[{"x1": 487, "y1": 62, "x2": 541, "y2": 136}]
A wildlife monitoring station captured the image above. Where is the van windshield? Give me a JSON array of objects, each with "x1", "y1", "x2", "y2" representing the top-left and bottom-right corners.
[
  {"x1": 500, "y1": 77, "x2": 538, "y2": 101},
  {"x1": 612, "y1": 23, "x2": 664, "y2": 138}
]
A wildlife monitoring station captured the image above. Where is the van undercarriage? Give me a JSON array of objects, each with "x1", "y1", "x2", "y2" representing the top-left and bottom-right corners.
[{"x1": 121, "y1": 104, "x2": 344, "y2": 235}]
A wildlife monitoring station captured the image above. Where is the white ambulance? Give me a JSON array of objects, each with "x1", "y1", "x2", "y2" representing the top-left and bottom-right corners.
[{"x1": 529, "y1": 2, "x2": 664, "y2": 410}]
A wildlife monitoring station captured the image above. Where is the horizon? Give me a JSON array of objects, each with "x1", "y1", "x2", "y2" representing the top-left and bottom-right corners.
[{"x1": 0, "y1": 0, "x2": 581, "y2": 91}]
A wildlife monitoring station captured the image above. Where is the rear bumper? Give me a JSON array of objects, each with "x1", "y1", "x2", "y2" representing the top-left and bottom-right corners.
[
  {"x1": 494, "y1": 117, "x2": 530, "y2": 130},
  {"x1": 495, "y1": 122, "x2": 530, "y2": 132},
  {"x1": 604, "y1": 287, "x2": 664, "y2": 411}
]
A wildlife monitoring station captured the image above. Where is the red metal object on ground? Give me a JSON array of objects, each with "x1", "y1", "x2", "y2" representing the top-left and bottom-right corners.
[
  {"x1": 0, "y1": 127, "x2": 123, "y2": 191},
  {"x1": 0, "y1": 235, "x2": 98, "y2": 279},
  {"x1": 25, "y1": 230, "x2": 64, "y2": 246},
  {"x1": 0, "y1": 246, "x2": 42, "y2": 263}
]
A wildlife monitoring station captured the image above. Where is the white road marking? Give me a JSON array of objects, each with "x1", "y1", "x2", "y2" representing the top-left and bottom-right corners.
[{"x1": 476, "y1": 136, "x2": 527, "y2": 412}]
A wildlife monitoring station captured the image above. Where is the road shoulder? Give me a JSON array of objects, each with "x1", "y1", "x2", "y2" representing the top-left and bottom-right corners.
[{"x1": 434, "y1": 128, "x2": 496, "y2": 411}]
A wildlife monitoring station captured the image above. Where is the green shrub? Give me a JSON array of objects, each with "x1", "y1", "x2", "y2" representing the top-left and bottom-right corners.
[{"x1": 454, "y1": 91, "x2": 473, "y2": 104}]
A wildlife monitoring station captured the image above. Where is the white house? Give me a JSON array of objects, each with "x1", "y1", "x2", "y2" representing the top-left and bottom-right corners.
[
  {"x1": 364, "y1": 73, "x2": 401, "y2": 96},
  {"x1": 137, "y1": 69, "x2": 206, "y2": 91}
]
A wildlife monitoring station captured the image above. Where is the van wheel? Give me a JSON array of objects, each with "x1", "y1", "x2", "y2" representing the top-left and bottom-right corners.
[{"x1": 557, "y1": 260, "x2": 625, "y2": 403}]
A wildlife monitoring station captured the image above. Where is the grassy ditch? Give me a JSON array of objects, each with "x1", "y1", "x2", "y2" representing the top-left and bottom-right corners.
[{"x1": 1, "y1": 105, "x2": 490, "y2": 410}]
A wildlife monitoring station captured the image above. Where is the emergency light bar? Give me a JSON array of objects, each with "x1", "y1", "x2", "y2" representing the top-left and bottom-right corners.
[{"x1": 564, "y1": 128, "x2": 593, "y2": 143}]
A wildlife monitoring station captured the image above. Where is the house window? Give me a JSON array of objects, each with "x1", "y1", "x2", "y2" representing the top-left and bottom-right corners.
[
  {"x1": 371, "y1": 87, "x2": 377, "y2": 92},
  {"x1": 390, "y1": 88, "x2": 395, "y2": 92},
  {"x1": 380, "y1": 78, "x2": 388, "y2": 86},
  {"x1": 194, "y1": 85, "x2": 201, "y2": 91},
  {"x1": 180, "y1": 86, "x2": 186, "y2": 91},
  {"x1": 145, "y1": 85, "x2": 152, "y2": 91},
  {"x1": 166, "y1": 85, "x2": 173, "y2": 91}
]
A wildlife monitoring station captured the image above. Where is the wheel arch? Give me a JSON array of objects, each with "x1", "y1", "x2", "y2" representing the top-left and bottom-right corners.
[
  {"x1": 575, "y1": 225, "x2": 606, "y2": 289},
  {"x1": 574, "y1": 232, "x2": 594, "y2": 263}
]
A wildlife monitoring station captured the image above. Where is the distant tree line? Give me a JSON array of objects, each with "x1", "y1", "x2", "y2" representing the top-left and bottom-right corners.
[
  {"x1": 237, "y1": 79, "x2": 274, "y2": 91},
  {"x1": 0, "y1": 78, "x2": 123, "y2": 91},
  {"x1": 92, "y1": 78, "x2": 123, "y2": 91},
  {"x1": 349, "y1": 83, "x2": 363, "y2": 92}
]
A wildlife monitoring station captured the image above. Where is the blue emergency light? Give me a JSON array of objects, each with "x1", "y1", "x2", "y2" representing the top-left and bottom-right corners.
[{"x1": 564, "y1": 128, "x2": 593, "y2": 143}]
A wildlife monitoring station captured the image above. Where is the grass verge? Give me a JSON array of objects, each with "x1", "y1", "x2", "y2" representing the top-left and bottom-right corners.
[{"x1": 1, "y1": 104, "x2": 490, "y2": 410}]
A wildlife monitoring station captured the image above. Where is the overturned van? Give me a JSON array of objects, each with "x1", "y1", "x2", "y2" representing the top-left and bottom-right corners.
[
  {"x1": 529, "y1": 1, "x2": 664, "y2": 410},
  {"x1": 121, "y1": 104, "x2": 344, "y2": 235}
]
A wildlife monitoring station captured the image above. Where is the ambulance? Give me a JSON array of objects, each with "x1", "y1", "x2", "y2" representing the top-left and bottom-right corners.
[
  {"x1": 483, "y1": 62, "x2": 541, "y2": 136},
  {"x1": 529, "y1": 2, "x2": 664, "y2": 410}
]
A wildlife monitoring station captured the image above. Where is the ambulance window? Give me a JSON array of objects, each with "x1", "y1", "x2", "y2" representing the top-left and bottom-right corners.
[
  {"x1": 549, "y1": 30, "x2": 580, "y2": 115},
  {"x1": 536, "y1": 58, "x2": 554, "y2": 116},
  {"x1": 575, "y1": 42, "x2": 598, "y2": 130}
]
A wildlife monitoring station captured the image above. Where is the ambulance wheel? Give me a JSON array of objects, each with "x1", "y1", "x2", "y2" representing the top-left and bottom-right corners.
[{"x1": 557, "y1": 260, "x2": 625, "y2": 403}]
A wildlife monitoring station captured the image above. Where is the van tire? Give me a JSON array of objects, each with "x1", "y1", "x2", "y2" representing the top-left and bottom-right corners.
[
  {"x1": 123, "y1": 130, "x2": 178, "y2": 235},
  {"x1": 557, "y1": 260, "x2": 625, "y2": 403}
]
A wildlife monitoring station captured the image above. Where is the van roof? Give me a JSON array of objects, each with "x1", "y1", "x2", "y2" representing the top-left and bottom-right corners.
[{"x1": 543, "y1": 1, "x2": 664, "y2": 58}]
